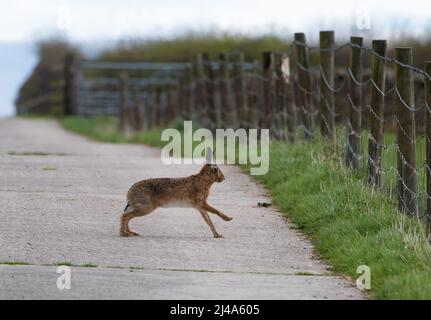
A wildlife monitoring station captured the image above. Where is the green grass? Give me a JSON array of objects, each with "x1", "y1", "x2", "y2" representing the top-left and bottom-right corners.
[
  {"x1": 7, "y1": 151, "x2": 66, "y2": 156},
  {"x1": 358, "y1": 131, "x2": 428, "y2": 216},
  {"x1": 241, "y1": 140, "x2": 431, "y2": 299},
  {"x1": 128, "y1": 266, "x2": 145, "y2": 270},
  {"x1": 61, "y1": 116, "x2": 170, "y2": 147},
  {"x1": 0, "y1": 261, "x2": 32, "y2": 266},
  {"x1": 61, "y1": 115, "x2": 206, "y2": 157},
  {"x1": 81, "y1": 263, "x2": 98, "y2": 268},
  {"x1": 54, "y1": 261, "x2": 73, "y2": 266},
  {"x1": 55, "y1": 262, "x2": 98, "y2": 268},
  {"x1": 60, "y1": 116, "x2": 431, "y2": 299}
]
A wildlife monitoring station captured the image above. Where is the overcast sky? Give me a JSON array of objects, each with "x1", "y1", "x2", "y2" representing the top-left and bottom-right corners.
[
  {"x1": 2, "y1": 0, "x2": 431, "y2": 42},
  {"x1": 0, "y1": 0, "x2": 430, "y2": 116}
]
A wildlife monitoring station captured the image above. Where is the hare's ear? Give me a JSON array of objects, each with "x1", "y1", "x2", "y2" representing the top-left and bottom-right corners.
[{"x1": 205, "y1": 147, "x2": 213, "y2": 163}]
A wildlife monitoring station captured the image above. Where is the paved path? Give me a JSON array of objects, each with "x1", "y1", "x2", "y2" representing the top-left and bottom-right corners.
[{"x1": 0, "y1": 118, "x2": 363, "y2": 299}]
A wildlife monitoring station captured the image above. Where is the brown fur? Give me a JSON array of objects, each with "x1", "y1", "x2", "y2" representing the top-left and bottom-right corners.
[{"x1": 120, "y1": 163, "x2": 232, "y2": 238}]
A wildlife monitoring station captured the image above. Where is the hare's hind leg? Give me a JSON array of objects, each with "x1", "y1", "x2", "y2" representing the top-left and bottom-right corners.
[
  {"x1": 197, "y1": 208, "x2": 223, "y2": 238},
  {"x1": 120, "y1": 204, "x2": 155, "y2": 237},
  {"x1": 120, "y1": 209, "x2": 140, "y2": 237}
]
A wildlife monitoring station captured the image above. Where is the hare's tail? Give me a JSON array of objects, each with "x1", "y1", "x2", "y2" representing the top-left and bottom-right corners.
[{"x1": 124, "y1": 203, "x2": 130, "y2": 212}]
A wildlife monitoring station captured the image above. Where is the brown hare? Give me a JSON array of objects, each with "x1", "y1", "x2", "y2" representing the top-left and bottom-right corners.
[{"x1": 120, "y1": 148, "x2": 232, "y2": 238}]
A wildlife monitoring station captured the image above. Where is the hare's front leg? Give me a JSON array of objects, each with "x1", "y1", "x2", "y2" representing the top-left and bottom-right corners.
[
  {"x1": 197, "y1": 208, "x2": 223, "y2": 238},
  {"x1": 202, "y1": 203, "x2": 232, "y2": 221}
]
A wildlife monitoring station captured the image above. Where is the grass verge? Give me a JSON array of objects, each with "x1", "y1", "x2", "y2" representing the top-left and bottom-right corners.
[
  {"x1": 60, "y1": 116, "x2": 431, "y2": 299},
  {"x1": 242, "y1": 140, "x2": 431, "y2": 299},
  {"x1": 61, "y1": 116, "x2": 168, "y2": 147}
]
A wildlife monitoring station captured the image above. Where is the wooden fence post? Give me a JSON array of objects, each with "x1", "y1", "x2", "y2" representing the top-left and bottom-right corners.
[
  {"x1": 196, "y1": 54, "x2": 208, "y2": 126},
  {"x1": 202, "y1": 52, "x2": 219, "y2": 129},
  {"x1": 186, "y1": 65, "x2": 195, "y2": 120},
  {"x1": 248, "y1": 61, "x2": 259, "y2": 129},
  {"x1": 169, "y1": 81, "x2": 179, "y2": 123},
  {"x1": 395, "y1": 47, "x2": 418, "y2": 216},
  {"x1": 154, "y1": 85, "x2": 162, "y2": 127},
  {"x1": 190, "y1": 59, "x2": 199, "y2": 122},
  {"x1": 284, "y1": 52, "x2": 297, "y2": 143},
  {"x1": 232, "y1": 52, "x2": 247, "y2": 128},
  {"x1": 346, "y1": 36, "x2": 363, "y2": 169},
  {"x1": 149, "y1": 84, "x2": 157, "y2": 129},
  {"x1": 273, "y1": 52, "x2": 286, "y2": 140},
  {"x1": 293, "y1": 71, "x2": 301, "y2": 127},
  {"x1": 367, "y1": 40, "x2": 387, "y2": 188},
  {"x1": 425, "y1": 61, "x2": 431, "y2": 228},
  {"x1": 261, "y1": 51, "x2": 274, "y2": 131},
  {"x1": 175, "y1": 73, "x2": 185, "y2": 120},
  {"x1": 319, "y1": 31, "x2": 335, "y2": 139},
  {"x1": 145, "y1": 84, "x2": 152, "y2": 129},
  {"x1": 164, "y1": 83, "x2": 172, "y2": 125},
  {"x1": 294, "y1": 32, "x2": 314, "y2": 139},
  {"x1": 131, "y1": 84, "x2": 143, "y2": 131},
  {"x1": 119, "y1": 72, "x2": 129, "y2": 131},
  {"x1": 63, "y1": 53, "x2": 76, "y2": 115},
  {"x1": 136, "y1": 85, "x2": 145, "y2": 131},
  {"x1": 218, "y1": 52, "x2": 233, "y2": 127}
]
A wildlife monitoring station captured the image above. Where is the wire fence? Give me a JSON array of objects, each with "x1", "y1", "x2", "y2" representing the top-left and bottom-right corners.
[
  {"x1": 304, "y1": 33, "x2": 430, "y2": 230},
  {"x1": 290, "y1": 33, "x2": 431, "y2": 229},
  {"x1": 22, "y1": 31, "x2": 431, "y2": 231}
]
